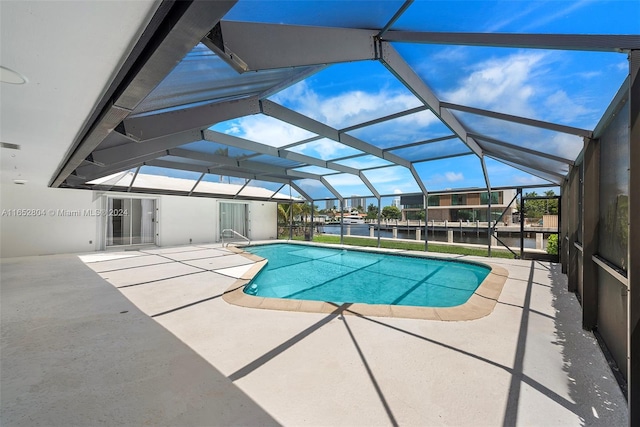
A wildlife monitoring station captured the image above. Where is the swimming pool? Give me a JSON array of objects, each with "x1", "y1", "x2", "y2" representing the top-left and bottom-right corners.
[{"x1": 243, "y1": 243, "x2": 491, "y2": 308}]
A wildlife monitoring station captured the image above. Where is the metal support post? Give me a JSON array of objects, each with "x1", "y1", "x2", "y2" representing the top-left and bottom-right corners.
[
  {"x1": 488, "y1": 193, "x2": 492, "y2": 257},
  {"x1": 340, "y1": 199, "x2": 344, "y2": 245},
  {"x1": 289, "y1": 200, "x2": 293, "y2": 240},
  {"x1": 582, "y1": 136, "x2": 600, "y2": 330},
  {"x1": 519, "y1": 188, "x2": 524, "y2": 260},
  {"x1": 310, "y1": 201, "x2": 314, "y2": 241},
  {"x1": 567, "y1": 165, "x2": 579, "y2": 292},
  {"x1": 377, "y1": 198, "x2": 382, "y2": 248},
  {"x1": 628, "y1": 49, "x2": 639, "y2": 426},
  {"x1": 424, "y1": 194, "x2": 428, "y2": 252}
]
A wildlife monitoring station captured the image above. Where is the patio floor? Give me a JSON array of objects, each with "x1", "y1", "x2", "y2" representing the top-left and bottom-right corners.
[{"x1": 1, "y1": 242, "x2": 628, "y2": 426}]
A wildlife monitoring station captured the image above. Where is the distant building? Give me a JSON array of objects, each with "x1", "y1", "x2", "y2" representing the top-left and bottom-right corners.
[
  {"x1": 350, "y1": 195, "x2": 366, "y2": 210},
  {"x1": 400, "y1": 190, "x2": 516, "y2": 224}
]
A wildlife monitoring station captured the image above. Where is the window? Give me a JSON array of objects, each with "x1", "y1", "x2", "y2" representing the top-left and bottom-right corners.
[
  {"x1": 451, "y1": 194, "x2": 466, "y2": 205},
  {"x1": 428, "y1": 195, "x2": 439, "y2": 206},
  {"x1": 480, "y1": 192, "x2": 499, "y2": 205}
]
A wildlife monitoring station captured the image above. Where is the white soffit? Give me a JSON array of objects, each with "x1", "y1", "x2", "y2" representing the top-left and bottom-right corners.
[{"x1": 0, "y1": 0, "x2": 159, "y2": 186}]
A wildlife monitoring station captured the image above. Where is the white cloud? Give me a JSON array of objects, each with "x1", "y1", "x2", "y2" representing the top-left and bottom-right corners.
[
  {"x1": 272, "y1": 80, "x2": 424, "y2": 129},
  {"x1": 614, "y1": 61, "x2": 627, "y2": 71},
  {"x1": 324, "y1": 174, "x2": 365, "y2": 186},
  {"x1": 520, "y1": 0, "x2": 591, "y2": 32},
  {"x1": 224, "y1": 115, "x2": 315, "y2": 147},
  {"x1": 445, "y1": 52, "x2": 547, "y2": 118},
  {"x1": 484, "y1": 2, "x2": 545, "y2": 32},
  {"x1": 550, "y1": 133, "x2": 584, "y2": 160},
  {"x1": 426, "y1": 171, "x2": 465, "y2": 186},
  {"x1": 513, "y1": 174, "x2": 548, "y2": 185},
  {"x1": 361, "y1": 167, "x2": 421, "y2": 193},
  {"x1": 445, "y1": 172, "x2": 464, "y2": 182},
  {"x1": 577, "y1": 71, "x2": 602, "y2": 79},
  {"x1": 544, "y1": 90, "x2": 595, "y2": 124},
  {"x1": 225, "y1": 125, "x2": 240, "y2": 135},
  {"x1": 295, "y1": 138, "x2": 347, "y2": 159}
]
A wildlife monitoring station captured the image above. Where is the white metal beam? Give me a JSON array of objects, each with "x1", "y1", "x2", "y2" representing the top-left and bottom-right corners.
[
  {"x1": 320, "y1": 177, "x2": 344, "y2": 202},
  {"x1": 207, "y1": 21, "x2": 377, "y2": 72},
  {"x1": 92, "y1": 129, "x2": 203, "y2": 166},
  {"x1": 122, "y1": 96, "x2": 260, "y2": 141},
  {"x1": 203, "y1": 129, "x2": 361, "y2": 175},
  {"x1": 382, "y1": 31, "x2": 640, "y2": 52},
  {"x1": 261, "y1": 100, "x2": 413, "y2": 168},
  {"x1": 470, "y1": 133, "x2": 575, "y2": 165},
  {"x1": 379, "y1": 43, "x2": 484, "y2": 157},
  {"x1": 289, "y1": 182, "x2": 314, "y2": 202},
  {"x1": 167, "y1": 147, "x2": 328, "y2": 181},
  {"x1": 52, "y1": 0, "x2": 238, "y2": 187},
  {"x1": 441, "y1": 102, "x2": 593, "y2": 138},
  {"x1": 484, "y1": 153, "x2": 564, "y2": 184}
]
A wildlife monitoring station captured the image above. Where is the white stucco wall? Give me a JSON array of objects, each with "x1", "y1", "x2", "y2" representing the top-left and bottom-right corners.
[
  {"x1": 246, "y1": 201, "x2": 278, "y2": 241},
  {"x1": 0, "y1": 184, "x2": 100, "y2": 257},
  {"x1": 157, "y1": 195, "x2": 218, "y2": 246},
  {"x1": 0, "y1": 183, "x2": 279, "y2": 258}
]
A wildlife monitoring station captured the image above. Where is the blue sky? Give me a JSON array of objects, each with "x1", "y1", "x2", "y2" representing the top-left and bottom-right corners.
[{"x1": 152, "y1": 1, "x2": 638, "y2": 202}]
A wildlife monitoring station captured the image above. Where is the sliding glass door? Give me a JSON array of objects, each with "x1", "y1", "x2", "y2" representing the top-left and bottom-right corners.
[
  {"x1": 106, "y1": 197, "x2": 156, "y2": 246},
  {"x1": 220, "y1": 202, "x2": 248, "y2": 237}
]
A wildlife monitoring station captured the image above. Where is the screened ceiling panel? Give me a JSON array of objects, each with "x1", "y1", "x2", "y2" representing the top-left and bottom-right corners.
[
  {"x1": 269, "y1": 60, "x2": 422, "y2": 129},
  {"x1": 361, "y1": 166, "x2": 421, "y2": 195},
  {"x1": 132, "y1": 43, "x2": 315, "y2": 115},
  {"x1": 393, "y1": 1, "x2": 640, "y2": 34},
  {"x1": 274, "y1": 184, "x2": 303, "y2": 201},
  {"x1": 491, "y1": 157, "x2": 563, "y2": 185},
  {"x1": 394, "y1": 43, "x2": 628, "y2": 130},
  {"x1": 292, "y1": 179, "x2": 336, "y2": 200},
  {"x1": 322, "y1": 174, "x2": 374, "y2": 199},
  {"x1": 333, "y1": 155, "x2": 394, "y2": 169},
  {"x1": 179, "y1": 140, "x2": 256, "y2": 158},
  {"x1": 132, "y1": 166, "x2": 203, "y2": 192},
  {"x1": 484, "y1": 157, "x2": 554, "y2": 188},
  {"x1": 137, "y1": 165, "x2": 202, "y2": 181},
  {"x1": 86, "y1": 170, "x2": 136, "y2": 187},
  {"x1": 477, "y1": 138, "x2": 570, "y2": 177},
  {"x1": 201, "y1": 174, "x2": 248, "y2": 186},
  {"x1": 194, "y1": 180, "x2": 247, "y2": 196},
  {"x1": 247, "y1": 155, "x2": 304, "y2": 169},
  {"x1": 95, "y1": 130, "x2": 137, "y2": 151},
  {"x1": 239, "y1": 185, "x2": 281, "y2": 199},
  {"x1": 225, "y1": 0, "x2": 405, "y2": 28},
  {"x1": 346, "y1": 109, "x2": 453, "y2": 149},
  {"x1": 292, "y1": 165, "x2": 341, "y2": 176},
  {"x1": 452, "y1": 111, "x2": 584, "y2": 161},
  {"x1": 56, "y1": 1, "x2": 637, "y2": 203},
  {"x1": 286, "y1": 138, "x2": 364, "y2": 161},
  {"x1": 388, "y1": 137, "x2": 471, "y2": 162},
  {"x1": 157, "y1": 155, "x2": 212, "y2": 167},
  {"x1": 412, "y1": 155, "x2": 486, "y2": 192},
  {"x1": 239, "y1": 179, "x2": 285, "y2": 194},
  {"x1": 210, "y1": 115, "x2": 317, "y2": 148}
]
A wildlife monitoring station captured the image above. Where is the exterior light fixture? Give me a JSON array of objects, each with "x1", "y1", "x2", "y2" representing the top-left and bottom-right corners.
[{"x1": 0, "y1": 66, "x2": 28, "y2": 84}]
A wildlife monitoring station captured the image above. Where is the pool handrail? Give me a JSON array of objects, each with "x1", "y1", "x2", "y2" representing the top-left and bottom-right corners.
[{"x1": 221, "y1": 229, "x2": 250, "y2": 247}]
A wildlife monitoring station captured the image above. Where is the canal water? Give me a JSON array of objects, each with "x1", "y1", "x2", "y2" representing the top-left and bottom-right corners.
[{"x1": 319, "y1": 224, "x2": 545, "y2": 250}]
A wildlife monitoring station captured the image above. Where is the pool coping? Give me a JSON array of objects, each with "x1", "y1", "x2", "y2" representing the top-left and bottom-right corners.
[{"x1": 221, "y1": 241, "x2": 509, "y2": 321}]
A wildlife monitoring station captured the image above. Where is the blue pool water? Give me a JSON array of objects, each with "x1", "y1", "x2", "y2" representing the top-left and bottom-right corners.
[{"x1": 243, "y1": 243, "x2": 490, "y2": 308}]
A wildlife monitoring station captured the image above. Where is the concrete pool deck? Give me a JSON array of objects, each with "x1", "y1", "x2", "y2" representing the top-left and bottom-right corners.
[{"x1": 1, "y1": 241, "x2": 628, "y2": 426}]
